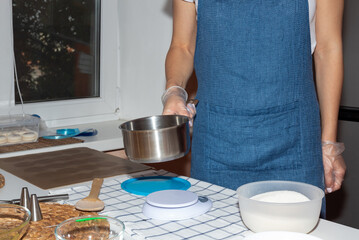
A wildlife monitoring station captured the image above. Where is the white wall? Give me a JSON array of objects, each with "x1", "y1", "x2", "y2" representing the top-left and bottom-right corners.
[{"x1": 117, "y1": 0, "x2": 173, "y2": 120}]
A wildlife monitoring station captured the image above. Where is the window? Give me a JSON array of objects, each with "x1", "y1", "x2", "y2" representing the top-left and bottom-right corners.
[
  {"x1": 13, "y1": 0, "x2": 101, "y2": 103},
  {"x1": 0, "y1": 0, "x2": 120, "y2": 127}
]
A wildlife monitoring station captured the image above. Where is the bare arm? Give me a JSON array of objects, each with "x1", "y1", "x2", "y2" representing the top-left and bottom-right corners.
[
  {"x1": 314, "y1": 0, "x2": 344, "y2": 142},
  {"x1": 162, "y1": 0, "x2": 197, "y2": 118},
  {"x1": 314, "y1": 0, "x2": 345, "y2": 193},
  {"x1": 165, "y1": 0, "x2": 197, "y2": 89}
]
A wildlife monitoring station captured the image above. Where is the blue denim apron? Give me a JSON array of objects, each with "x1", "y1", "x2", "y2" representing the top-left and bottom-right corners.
[{"x1": 191, "y1": 0, "x2": 324, "y2": 195}]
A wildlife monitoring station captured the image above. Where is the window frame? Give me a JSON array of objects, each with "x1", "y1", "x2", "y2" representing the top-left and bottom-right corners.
[{"x1": 0, "y1": 0, "x2": 120, "y2": 127}]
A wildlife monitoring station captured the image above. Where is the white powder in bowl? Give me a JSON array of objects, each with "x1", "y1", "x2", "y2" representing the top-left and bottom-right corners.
[{"x1": 250, "y1": 190, "x2": 310, "y2": 203}]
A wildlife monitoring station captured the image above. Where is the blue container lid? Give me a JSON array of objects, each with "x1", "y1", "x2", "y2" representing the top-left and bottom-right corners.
[{"x1": 121, "y1": 176, "x2": 191, "y2": 196}]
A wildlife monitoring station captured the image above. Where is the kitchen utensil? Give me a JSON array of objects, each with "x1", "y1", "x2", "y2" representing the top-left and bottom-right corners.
[
  {"x1": 30, "y1": 194, "x2": 43, "y2": 221},
  {"x1": 0, "y1": 204, "x2": 31, "y2": 240},
  {"x1": 0, "y1": 193, "x2": 69, "y2": 204},
  {"x1": 237, "y1": 180, "x2": 324, "y2": 233},
  {"x1": 54, "y1": 215, "x2": 125, "y2": 240},
  {"x1": 20, "y1": 187, "x2": 30, "y2": 210},
  {"x1": 244, "y1": 231, "x2": 323, "y2": 240},
  {"x1": 119, "y1": 115, "x2": 190, "y2": 163},
  {"x1": 42, "y1": 128, "x2": 97, "y2": 140},
  {"x1": 121, "y1": 176, "x2": 191, "y2": 196},
  {"x1": 142, "y1": 190, "x2": 212, "y2": 220},
  {"x1": 0, "y1": 147, "x2": 151, "y2": 189},
  {"x1": 75, "y1": 178, "x2": 104, "y2": 212}
]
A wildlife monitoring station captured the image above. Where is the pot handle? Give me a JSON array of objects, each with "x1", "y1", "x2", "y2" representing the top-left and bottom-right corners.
[
  {"x1": 187, "y1": 99, "x2": 199, "y2": 105},
  {"x1": 186, "y1": 99, "x2": 199, "y2": 128}
]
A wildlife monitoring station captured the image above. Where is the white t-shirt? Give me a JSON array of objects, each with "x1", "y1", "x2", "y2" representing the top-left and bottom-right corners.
[{"x1": 184, "y1": 0, "x2": 317, "y2": 53}]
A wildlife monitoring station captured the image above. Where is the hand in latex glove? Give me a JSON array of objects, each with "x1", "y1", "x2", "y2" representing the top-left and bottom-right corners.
[
  {"x1": 322, "y1": 141, "x2": 346, "y2": 193},
  {"x1": 162, "y1": 86, "x2": 196, "y2": 126}
]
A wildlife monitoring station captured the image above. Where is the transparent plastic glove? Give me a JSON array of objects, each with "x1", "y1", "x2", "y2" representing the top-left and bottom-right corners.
[
  {"x1": 322, "y1": 141, "x2": 346, "y2": 193},
  {"x1": 162, "y1": 86, "x2": 196, "y2": 126}
]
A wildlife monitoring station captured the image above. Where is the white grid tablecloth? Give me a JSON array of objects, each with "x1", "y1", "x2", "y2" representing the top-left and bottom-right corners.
[{"x1": 50, "y1": 170, "x2": 252, "y2": 240}]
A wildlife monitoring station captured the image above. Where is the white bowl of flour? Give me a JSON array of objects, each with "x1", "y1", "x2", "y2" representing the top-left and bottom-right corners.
[{"x1": 237, "y1": 181, "x2": 324, "y2": 233}]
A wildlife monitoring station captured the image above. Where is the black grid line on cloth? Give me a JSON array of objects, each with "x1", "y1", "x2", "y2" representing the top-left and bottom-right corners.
[{"x1": 50, "y1": 170, "x2": 251, "y2": 240}]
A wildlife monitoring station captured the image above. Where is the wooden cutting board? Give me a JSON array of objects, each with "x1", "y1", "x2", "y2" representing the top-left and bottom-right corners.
[{"x1": 0, "y1": 147, "x2": 151, "y2": 189}]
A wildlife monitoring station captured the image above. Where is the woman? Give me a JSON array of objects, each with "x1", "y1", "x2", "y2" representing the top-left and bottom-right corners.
[{"x1": 162, "y1": 0, "x2": 346, "y2": 198}]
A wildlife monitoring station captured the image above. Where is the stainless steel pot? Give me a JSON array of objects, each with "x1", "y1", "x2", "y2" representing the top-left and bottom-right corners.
[{"x1": 119, "y1": 115, "x2": 191, "y2": 163}]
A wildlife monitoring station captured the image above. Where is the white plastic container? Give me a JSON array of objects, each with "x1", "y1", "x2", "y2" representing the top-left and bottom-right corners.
[
  {"x1": 237, "y1": 181, "x2": 324, "y2": 233},
  {"x1": 0, "y1": 114, "x2": 40, "y2": 146}
]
